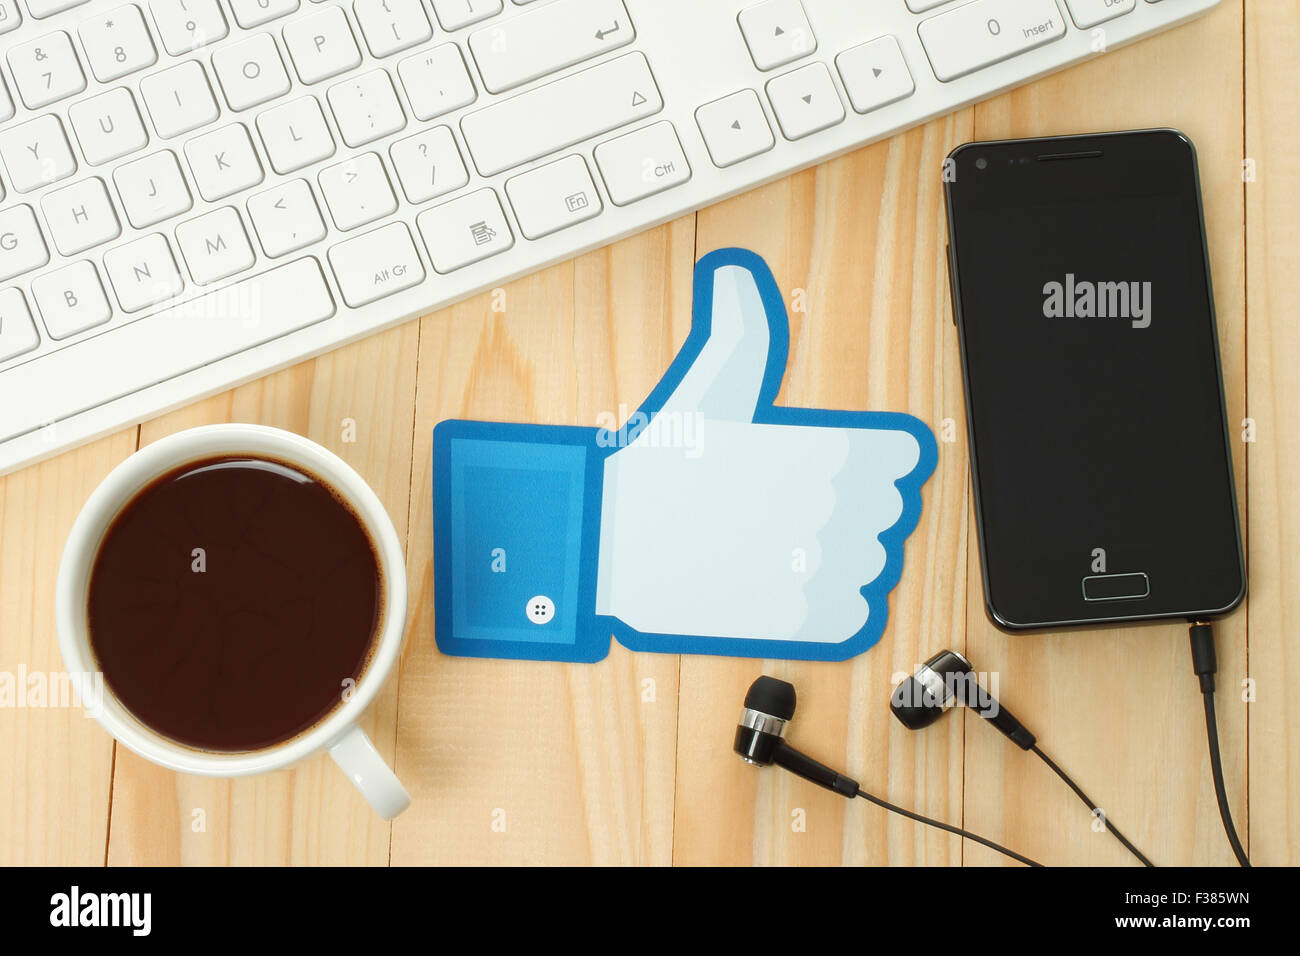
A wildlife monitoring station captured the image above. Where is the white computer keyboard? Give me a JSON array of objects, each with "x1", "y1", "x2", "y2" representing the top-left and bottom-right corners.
[{"x1": 0, "y1": 0, "x2": 1218, "y2": 473}]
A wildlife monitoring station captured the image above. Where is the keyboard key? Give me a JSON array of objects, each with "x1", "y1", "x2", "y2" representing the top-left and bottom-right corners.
[
  {"x1": 430, "y1": 0, "x2": 500, "y2": 31},
  {"x1": 8, "y1": 31, "x2": 86, "y2": 109},
  {"x1": 247, "y1": 178, "x2": 326, "y2": 257},
  {"x1": 0, "y1": 289, "x2": 39, "y2": 363},
  {"x1": 26, "y1": 0, "x2": 88, "y2": 16},
  {"x1": 284, "y1": 6, "x2": 361, "y2": 84},
  {"x1": 0, "y1": 76, "x2": 13, "y2": 125},
  {"x1": 68, "y1": 88, "x2": 149, "y2": 165},
  {"x1": 0, "y1": 205, "x2": 50, "y2": 282},
  {"x1": 1065, "y1": 0, "x2": 1135, "y2": 29},
  {"x1": 185, "y1": 124, "x2": 264, "y2": 200},
  {"x1": 354, "y1": 0, "x2": 431, "y2": 59},
  {"x1": 461, "y1": 52, "x2": 662, "y2": 177},
  {"x1": 327, "y1": 221, "x2": 424, "y2": 307},
  {"x1": 32, "y1": 260, "x2": 111, "y2": 339},
  {"x1": 149, "y1": 0, "x2": 228, "y2": 55},
  {"x1": 319, "y1": 152, "x2": 397, "y2": 230},
  {"x1": 229, "y1": 0, "x2": 298, "y2": 29},
  {"x1": 765, "y1": 62, "x2": 843, "y2": 140},
  {"x1": 695, "y1": 90, "x2": 773, "y2": 167},
  {"x1": 79, "y1": 5, "x2": 157, "y2": 82},
  {"x1": 505, "y1": 154, "x2": 601, "y2": 240},
  {"x1": 397, "y1": 44, "x2": 476, "y2": 122},
  {"x1": 41, "y1": 177, "x2": 121, "y2": 255},
  {"x1": 212, "y1": 32, "x2": 292, "y2": 110},
  {"x1": 140, "y1": 61, "x2": 220, "y2": 139},
  {"x1": 416, "y1": 187, "x2": 513, "y2": 274},
  {"x1": 919, "y1": 0, "x2": 1067, "y2": 82},
  {"x1": 0, "y1": 258, "x2": 335, "y2": 443},
  {"x1": 176, "y1": 206, "x2": 256, "y2": 283},
  {"x1": 737, "y1": 0, "x2": 816, "y2": 71},
  {"x1": 256, "y1": 96, "x2": 335, "y2": 173},
  {"x1": 0, "y1": 0, "x2": 19, "y2": 33},
  {"x1": 102, "y1": 232, "x2": 184, "y2": 310},
  {"x1": 113, "y1": 149, "x2": 192, "y2": 227},
  {"x1": 327, "y1": 70, "x2": 405, "y2": 148},
  {"x1": 0, "y1": 115, "x2": 78, "y2": 192},
  {"x1": 594, "y1": 121, "x2": 690, "y2": 206},
  {"x1": 835, "y1": 36, "x2": 915, "y2": 115},
  {"x1": 469, "y1": 0, "x2": 633, "y2": 95},
  {"x1": 389, "y1": 126, "x2": 468, "y2": 204}
]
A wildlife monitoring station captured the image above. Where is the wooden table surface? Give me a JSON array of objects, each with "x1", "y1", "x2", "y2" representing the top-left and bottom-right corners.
[{"x1": 2, "y1": 0, "x2": 1295, "y2": 866}]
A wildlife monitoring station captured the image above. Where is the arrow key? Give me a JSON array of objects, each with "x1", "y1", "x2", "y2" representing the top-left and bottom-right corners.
[
  {"x1": 695, "y1": 89, "x2": 774, "y2": 168},
  {"x1": 836, "y1": 36, "x2": 915, "y2": 115},
  {"x1": 765, "y1": 62, "x2": 843, "y2": 141},
  {"x1": 738, "y1": 0, "x2": 817, "y2": 71},
  {"x1": 248, "y1": 178, "x2": 327, "y2": 258}
]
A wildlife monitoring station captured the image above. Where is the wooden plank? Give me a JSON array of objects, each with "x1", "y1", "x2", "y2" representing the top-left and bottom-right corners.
[
  {"x1": 674, "y1": 112, "x2": 974, "y2": 864},
  {"x1": 1244, "y1": 0, "x2": 1300, "y2": 866},
  {"x1": 104, "y1": 322, "x2": 419, "y2": 865},
  {"x1": 963, "y1": 0, "x2": 1248, "y2": 865},
  {"x1": 0, "y1": 430, "x2": 137, "y2": 864},
  {"x1": 390, "y1": 221, "x2": 691, "y2": 864}
]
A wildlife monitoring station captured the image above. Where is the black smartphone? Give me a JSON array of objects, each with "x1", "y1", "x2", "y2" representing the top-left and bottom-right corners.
[{"x1": 944, "y1": 129, "x2": 1245, "y2": 631}]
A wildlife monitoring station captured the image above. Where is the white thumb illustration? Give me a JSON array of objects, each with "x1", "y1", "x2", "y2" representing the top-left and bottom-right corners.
[{"x1": 594, "y1": 250, "x2": 934, "y2": 654}]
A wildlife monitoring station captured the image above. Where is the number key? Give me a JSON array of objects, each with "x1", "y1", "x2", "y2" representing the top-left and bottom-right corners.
[
  {"x1": 149, "y1": 0, "x2": 228, "y2": 56},
  {"x1": 79, "y1": 5, "x2": 157, "y2": 82},
  {"x1": 7, "y1": 31, "x2": 86, "y2": 110}
]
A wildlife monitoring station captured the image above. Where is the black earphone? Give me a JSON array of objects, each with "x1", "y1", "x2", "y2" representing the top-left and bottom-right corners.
[
  {"x1": 889, "y1": 648, "x2": 1036, "y2": 748},
  {"x1": 889, "y1": 650, "x2": 1153, "y2": 865},
  {"x1": 736, "y1": 652, "x2": 1160, "y2": 867},
  {"x1": 735, "y1": 673, "x2": 1043, "y2": 867}
]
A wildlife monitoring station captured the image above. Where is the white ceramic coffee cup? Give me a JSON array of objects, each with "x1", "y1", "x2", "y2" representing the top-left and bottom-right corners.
[{"x1": 55, "y1": 423, "x2": 411, "y2": 820}]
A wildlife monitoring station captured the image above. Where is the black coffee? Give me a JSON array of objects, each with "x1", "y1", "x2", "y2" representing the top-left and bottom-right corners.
[{"x1": 87, "y1": 455, "x2": 382, "y2": 752}]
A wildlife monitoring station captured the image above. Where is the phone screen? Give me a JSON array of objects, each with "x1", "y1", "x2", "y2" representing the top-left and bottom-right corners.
[{"x1": 946, "y1": 130, "x2": 1244, "y2": 628}]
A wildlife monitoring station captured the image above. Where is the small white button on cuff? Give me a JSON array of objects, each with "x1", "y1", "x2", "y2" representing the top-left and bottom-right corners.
[{"x1": 527, "y1": 595, "x2": 554, "y2": 625}]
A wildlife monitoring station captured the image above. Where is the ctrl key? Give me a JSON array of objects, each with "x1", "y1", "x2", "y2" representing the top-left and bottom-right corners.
[
  {"x1": 327, "y1": 222, "x2": 426, "y2": 308},
  {"x1": 0, "y1": 288, "x2": 40, "y2": 362}
]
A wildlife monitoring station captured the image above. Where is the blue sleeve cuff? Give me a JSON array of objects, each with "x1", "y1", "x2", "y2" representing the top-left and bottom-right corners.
[{"x1": 432, "y1": 420, "x2": 608, "y2": 662}]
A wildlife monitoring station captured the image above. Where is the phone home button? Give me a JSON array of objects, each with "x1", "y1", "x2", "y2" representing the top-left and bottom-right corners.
[{"x1": 1082, "y1": 572, "x2": 1150, "y2": 602}]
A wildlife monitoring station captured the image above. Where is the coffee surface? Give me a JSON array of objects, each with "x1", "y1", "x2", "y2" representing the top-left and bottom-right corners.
[{"x1": 88, "y1": 456, "x2": 382, "y2": 752}]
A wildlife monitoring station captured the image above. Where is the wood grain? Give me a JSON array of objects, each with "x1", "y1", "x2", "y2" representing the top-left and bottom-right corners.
[
  {"x1": 1245, "y1": 0, "x2": 1300, "y2": 866},
  {"x1": 0, "y1": 0, "x2": 1289, "y2": 867},
  {"x1": 0, "y1": 431, "x2": 136, "y2": 865}
]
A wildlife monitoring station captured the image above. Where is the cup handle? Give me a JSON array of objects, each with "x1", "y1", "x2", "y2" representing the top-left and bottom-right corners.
[{"x1": 328, "y1": 724, "x2": 411, "y2": 820}]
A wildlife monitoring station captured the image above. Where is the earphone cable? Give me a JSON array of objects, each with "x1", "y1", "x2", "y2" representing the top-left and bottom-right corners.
[
  {"x1": 1189, "y1": 621, "x2": 1251, "y2": 867},
  {"x1": 854, "y1": 786, "x2": 1043, "y2": 867},
  {"x1": 1028, "y1": 744, "x2": 1154, "y2": 866}
]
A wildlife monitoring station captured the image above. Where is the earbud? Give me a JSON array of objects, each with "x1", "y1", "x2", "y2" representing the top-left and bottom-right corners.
[
  {"x1": 890, "y1": 649, "x2": 1037, "y2": 750},
  {"x1": 734, "y1": 676, "x2": 860, "y2": 797},
  {"x1": 732, "y1": 673, "x2": 1044, "y2": 866}
]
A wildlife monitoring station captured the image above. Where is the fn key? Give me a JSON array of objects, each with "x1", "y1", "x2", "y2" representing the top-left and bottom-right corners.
[{"x1": 327, "y1": 223, "x2": 427, "y2": 308}]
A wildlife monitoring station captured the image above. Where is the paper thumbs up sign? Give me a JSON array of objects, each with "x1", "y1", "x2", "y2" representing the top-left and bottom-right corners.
[{"x1": 433, "y1": 249, "x2": 936, "y2": 662}]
